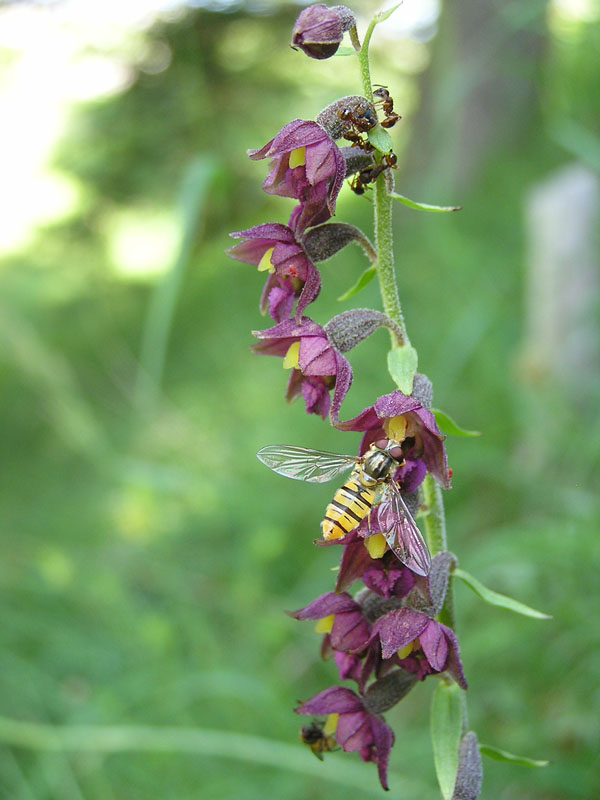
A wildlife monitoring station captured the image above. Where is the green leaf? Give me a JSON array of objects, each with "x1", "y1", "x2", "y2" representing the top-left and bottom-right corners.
[
  {"x1": 332, "y1": 46, "x2": 356, "y2": 57},
  {"x1": 480, "y1": 744, "x2": 549, "y2": 768},
  {"x1": 454, "y1": 568, "x2": 552, "y2": 620},
  {"x1": 374, "y1": 3, "x2": 402, "y2": 24},
  {"x1": 389, "y1": 192, "x2": 461, "y2": 213},
  {"x1": 337, "y1": 266, "x2": 377, "y2": 301},
  {"x1": 430, "y1": 682, "x2": 463, "y2": 800},
  {"x1": 387, "y1": 345, "x2": 418, "y2": 394},
  {"x1": 367, "y1": 125, "x2": 393, "y2": 153},
  {"x1": 432, "y1": 408, "x2": 481, "y2": 437}
]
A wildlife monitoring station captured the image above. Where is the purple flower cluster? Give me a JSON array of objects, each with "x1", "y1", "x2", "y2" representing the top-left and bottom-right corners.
[
  {"x1": 291, "y1": 552, "x2": 466, "y2": 788},
  {"x1": 228, "y1": 4, "x2": 467, "y2": 791}
]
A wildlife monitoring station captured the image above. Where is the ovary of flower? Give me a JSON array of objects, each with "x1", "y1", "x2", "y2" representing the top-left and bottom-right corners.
[
  {"x1": 288, "y1": 146, "x2": 306, "y2": 168},
  {"x1": 283, "y1": 340, "x2": 301, "y2": 369},
  {"x1": 323, "y1": 713, "x2": 338, "y2": 735},
  {"x1": 314, "y1": 614, "x2": 335, "y2": 634},
  {"x1": 397, "y1": 639, "x2": 418, "y2": 659},
  {"x1": 257, "y1": 246, "x2": 275, "y2": 273},
  {"x1": 384, "y1": 415, "x2": 408, "y2": 442},
  {"x1": 365, "y1": 532, "x2": 387, "y2": 559}
]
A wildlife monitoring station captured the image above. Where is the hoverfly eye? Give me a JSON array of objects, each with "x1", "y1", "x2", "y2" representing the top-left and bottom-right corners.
[
  {"x1": 374, "y1": 438, "x2": 389, "y2": 451},
  {"x1": 388, "y1": 445, "x2": 404, "y2": 461}
]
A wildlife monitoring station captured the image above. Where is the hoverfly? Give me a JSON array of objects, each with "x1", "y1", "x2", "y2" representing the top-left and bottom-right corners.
[
  {"x1": 299, "y1": 720, "x2": 337, "y2": 760},
  {"x1": 256, "y1": 438, "x2": 431, "y2": 576}
]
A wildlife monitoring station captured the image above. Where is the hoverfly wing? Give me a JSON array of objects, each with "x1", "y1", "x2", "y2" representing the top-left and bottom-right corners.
[
  {"x1": 256, "y1": 445, "x2": 357, "y2": 484},
  {"x1": 376, "y1": 482, "x2": 431, "y2": 576}
]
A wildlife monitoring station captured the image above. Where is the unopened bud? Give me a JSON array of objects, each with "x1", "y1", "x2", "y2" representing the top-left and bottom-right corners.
[
  {"x1": 363, "y1": 669, "x2": 418, "y2": 714},
  {"x1": 452, "y1": 732, "x2": 483, "y2": 800},
  {"x1": 325, "y1": 309, "x2": 402, "y2": 353},
  {"x1": 341, "y1": 146, "x2": 374, "y2": 177},
  {"x1": 316, "y1": 95, "x2": 377, "y2": 141},
  {"x1": 291, "y1": 4, "x2": 356, "y2": 60},
  {"x1": 412, "y1": 372, "x2": 433, "y2": 408},
  {"x1": 302, "y1": 222, "x2": 375, "y2": 263}
]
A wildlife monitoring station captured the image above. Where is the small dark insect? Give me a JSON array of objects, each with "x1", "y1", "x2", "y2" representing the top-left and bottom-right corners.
[
  {"x1": 299, "y1": 720, "x2": 337, "y2": 761},
  {"x1": 339, "y1": 102, "x2": 377, "y2": 152},
  {"x1": 340, "y1": 102, "x2": 377, "y2": 132},
  {"x1": 349, "y1": 150, "x2": 398, "y2": 195},
  {"x1": 343, "y1": 129, "x2": 375, "y2": 153},
  {"x1": 374, "y1": 85, "x2": 401, "y2": 129}
]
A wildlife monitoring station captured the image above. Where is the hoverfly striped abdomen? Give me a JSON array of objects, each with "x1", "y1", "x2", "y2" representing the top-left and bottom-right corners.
[{"x1": 321, "y1": 467, "x2": 376, "y2": 540}]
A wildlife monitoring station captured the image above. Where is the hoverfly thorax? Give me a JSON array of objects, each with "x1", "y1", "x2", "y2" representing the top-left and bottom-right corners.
[{"x1": 361, "y1": 439, "x2": 404, "y2": 484}]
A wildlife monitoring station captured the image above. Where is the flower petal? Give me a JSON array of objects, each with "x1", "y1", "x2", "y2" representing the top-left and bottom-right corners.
[
  {"x1": 288, "y1": 591, "x2": 358, "y2": 620},
  {"x1": 372, "y1": 607, "x2": 429, "y2": 660},
  {"x1": 295, "y1": 686, "x2": 364, "y2": 716},
  {"x1": 370, "y1": 714, "x2": 395, "y2": 791},
  {"x1": 419, "y1": 620, "x2": 449, "y2": 671}
]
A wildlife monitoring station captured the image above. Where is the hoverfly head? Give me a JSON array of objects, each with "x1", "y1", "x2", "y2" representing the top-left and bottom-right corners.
[{"x1": 373, "y1": 438, "x2": 405, "y2": 464}]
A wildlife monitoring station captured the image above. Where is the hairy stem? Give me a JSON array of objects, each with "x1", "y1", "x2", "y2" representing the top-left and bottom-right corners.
[
  {"x1": 359, "y1": 11, "x2": 458, "y2": 639},
  {"x1": 373, "y1": 174, "x2": 408, "y2": 347}
]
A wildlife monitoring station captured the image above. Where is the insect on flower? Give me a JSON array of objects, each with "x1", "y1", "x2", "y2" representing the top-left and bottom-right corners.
[
  {"x1": 257, "y1": 438, "x2": 431, "y2": 576},
  {"x1": 373, "y1": 85, "x2": 401, "y2": 128},
  {"x1": 299, "y1": 719, "x2": 337, "y2": 760}
]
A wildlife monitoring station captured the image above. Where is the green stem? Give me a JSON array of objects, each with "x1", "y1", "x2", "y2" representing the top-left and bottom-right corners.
[
  {"x1": 358, "y1": 18, "x2": 407, "y2": 347},
  {"x1": 359, "y1": 13, "x2": 457, "y2": 635},
  {"x1": 374, "y1": 175, "x2": 408, "y2": 347},
  {"x1": 357, "y1": 18, "x2": 376, "y2": 100},
  {"x1": 421, "y1": 474, "x2": 455, "y2": 629}
]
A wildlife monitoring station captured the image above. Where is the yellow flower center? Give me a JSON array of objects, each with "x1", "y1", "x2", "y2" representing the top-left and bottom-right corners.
[
  {"x1": 323, "y1": 713, "x2": 338, "y2": 735},
  {"x1": 314, "y1": 614, "x2": 334, "y2": 634},
  {"x1": 257, "y1": 246, "x2": 275, "y2": 273},
  {"x1": 365, "y1": 532, "x2": 387, "y2": 559},
  {"x1": 397, "y1": 638, "x2": 419, "y2": 659},
  {"x1": 288, "y1": 146, "x2": 306, "y2": 168},
  {"x1": 384, "y1": 415, "x2": 408, "y2": 442},
  {"x1": 283, "y1": 341, "x2": 300, "y2": 369}
]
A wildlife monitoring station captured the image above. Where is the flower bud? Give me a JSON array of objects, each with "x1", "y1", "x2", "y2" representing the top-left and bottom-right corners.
[
  {"x1": 452, "y1": 732, "x2": 483, "y2": 800},
  {"x1": 316, "y1": 95, "x2": 377, "y2": 141},
  {"x1": 302, "y1": 222, "x2": 374, "y2": 264},
  {"x1": 324, "y1": 309, "x2": 403, "y2": 353},
  {"x1": 291, "y1": 4, "x2": 356, "y2": 60},
  {"x1": 412, "y1": 372, "x2": 433, "y2": 408},
  {"x1": 363, "y1": 669, "x2": 418, "y2": 714},
  {"x1": 341, "y1": 146, "x2": 374, "y2": 177}
]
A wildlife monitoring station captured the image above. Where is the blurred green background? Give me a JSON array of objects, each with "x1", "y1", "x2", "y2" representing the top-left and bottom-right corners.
[{"x1": 0, "y1": 0, "x2": 598, "y2": 798}]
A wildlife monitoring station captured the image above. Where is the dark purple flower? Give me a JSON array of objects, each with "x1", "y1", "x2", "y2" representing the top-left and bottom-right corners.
[
  {"x1": 252, "y1": 317, "x2": 352, "y2": 419},
  {"x1": 370, "y1": 606, "x2": 467, "y2": 689},
  {"x1": 331, "y1": 528, "x2": 416, "y2": 598},
  {"x1": 288, "y1": 591, "x2": 371, "y2": 653},
  {"x1": 291, "y1": 4, "x2": 356, "y2": 60},
  {"x1": 248, "y1": 120, "x2": 345, "y2": 227},
  {"x1": 296, "y1": 686, "x2": 394, "y2": 790},
  {"x1": 227, "y1": 222, "x2": 321, "y2": 321},
  {"x1": 333, "y1": 389, "x2": 451, "y2": 488}
]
